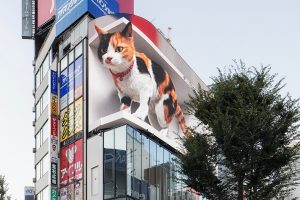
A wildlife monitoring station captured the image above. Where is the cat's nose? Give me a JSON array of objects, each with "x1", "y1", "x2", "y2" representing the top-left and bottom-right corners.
[{"x1": 105, "y1": 57, "x2": 112, "y2": 64}]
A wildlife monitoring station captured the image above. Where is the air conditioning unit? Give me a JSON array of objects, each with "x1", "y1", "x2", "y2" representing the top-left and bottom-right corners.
[
  {"x1": 32, "y1": 148, "x2": 36, "y2": 153},
  {"x1": 32, "y1": 106, "x2": 36, "y2": 113},
  {"x1": 32, "y1": 121, "x2": 36, "y2": 127},
  {"x1": 32, "y1": 178, "x2": 36, "y2": 183},
  {"x1": 32, "y1": 60, "x2": 36, "y2": 67}
]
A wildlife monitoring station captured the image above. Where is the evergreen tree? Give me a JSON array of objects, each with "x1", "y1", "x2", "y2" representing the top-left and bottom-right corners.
[
  {"x1": 0, "y1": 175, "x2": 11, "y2": 200},
  {"x1": 179, "y1": 61, "x2": 300, "y2": 199}
]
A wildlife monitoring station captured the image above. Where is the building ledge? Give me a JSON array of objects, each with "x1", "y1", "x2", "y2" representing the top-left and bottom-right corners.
[{"x1": 89, "y1": 111, "x2": 183, "y2": 151}]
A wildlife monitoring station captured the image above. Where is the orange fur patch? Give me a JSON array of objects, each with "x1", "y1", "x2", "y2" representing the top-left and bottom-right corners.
[{"x1": 110, "y1": 32, "x2": 135, "y2": 62}]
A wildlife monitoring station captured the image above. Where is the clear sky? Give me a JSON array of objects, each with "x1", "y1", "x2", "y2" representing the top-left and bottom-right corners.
[{"x1": 0, "y1": 1, "x2": 299, "y2": 199}]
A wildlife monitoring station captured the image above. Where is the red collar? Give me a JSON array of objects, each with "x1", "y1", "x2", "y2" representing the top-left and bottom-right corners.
[{"x1": 109, "y1": 61, "x2": 134, "y2": 81}]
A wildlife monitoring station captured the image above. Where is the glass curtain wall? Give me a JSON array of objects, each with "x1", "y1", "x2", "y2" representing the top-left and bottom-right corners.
[{"x1": 103, "y1": 125, "x2": 199, "y2": 200}]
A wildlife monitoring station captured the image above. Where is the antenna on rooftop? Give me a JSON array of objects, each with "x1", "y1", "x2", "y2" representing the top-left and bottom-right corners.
[{"x1": 167, "y1": 27, "x2": 172, "y2": 43}]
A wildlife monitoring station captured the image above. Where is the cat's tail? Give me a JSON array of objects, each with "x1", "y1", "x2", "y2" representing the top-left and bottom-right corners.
[{"x1": 175, "y1": 105, "x2": 191, "y2": 137}]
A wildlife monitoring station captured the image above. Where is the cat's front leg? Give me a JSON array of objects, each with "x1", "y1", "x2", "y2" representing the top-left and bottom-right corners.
[
  {"x1": 133, "y1": 92, "x2": 151, "y2": 121},
  {"x1": 118, "y1": 92, "x2": 132, "y2": 113}
]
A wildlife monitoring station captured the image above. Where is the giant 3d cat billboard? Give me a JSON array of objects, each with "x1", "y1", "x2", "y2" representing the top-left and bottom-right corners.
[{"x1": 88, "y1": 14, "x2": 207, "y2": 138}]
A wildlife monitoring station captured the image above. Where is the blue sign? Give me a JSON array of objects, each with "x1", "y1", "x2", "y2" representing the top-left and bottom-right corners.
[
  {"x1": 56, "y1": 0, "x2": 119, "y2": 36},
  {"x1": 88, "y1": 0, "x2": 119, "y2": 18},
  {"x1": 51, "y1": 70, "x2": 58, "y2": 95},
  {"x1": 60, "y1": 68, "x2": 69, "y2": 109}
]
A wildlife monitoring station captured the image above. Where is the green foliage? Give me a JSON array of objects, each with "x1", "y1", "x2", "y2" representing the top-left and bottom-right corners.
[
  {"x1": 180, "y1": 61, "x2": 300, "y2": 199},
  {"x1": 0, "y1": 175, "x2": 11, "y2": 200}
]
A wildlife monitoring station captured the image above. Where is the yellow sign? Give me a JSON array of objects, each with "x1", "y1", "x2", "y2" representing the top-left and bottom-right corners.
[
  {"x1": 75, "y1": 97, "x2": 83, "y2": 134},
  {"x1": 51, "y1": 96, "x2": 58, "y2": 116},
  {"x1": 60, "y1": 104, "x2": 74, "y2": 142}
]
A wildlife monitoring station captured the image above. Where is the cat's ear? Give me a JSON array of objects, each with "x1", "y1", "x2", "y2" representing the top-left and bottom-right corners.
[
  {"x1": 121, "y1": 22, "x2": 133, "y2": 37},
  {"x1": 95, "y1": 25, "x2": 108, "y2": 36}
]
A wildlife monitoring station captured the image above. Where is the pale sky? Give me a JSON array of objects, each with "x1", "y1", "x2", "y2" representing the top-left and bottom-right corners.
[{"x1": 0, "y1": 1, "x2": 299, "y2": 199}]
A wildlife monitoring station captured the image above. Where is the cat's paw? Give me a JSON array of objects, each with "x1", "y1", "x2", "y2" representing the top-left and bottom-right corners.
[
  {"x1": 120, "y1": 104, "x2": 131, "y2": 113},
  {"x1": 159, "y1": 128, "x2": 169, "y2": 136}
]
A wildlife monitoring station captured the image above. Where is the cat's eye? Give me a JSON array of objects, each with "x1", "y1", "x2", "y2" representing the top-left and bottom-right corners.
[
  {"x1": 115, "y1": 46, "x2": 124, "y2": 53},
  {"x1": 101, "y1": 49, "x2": 107, "y2": 54}
]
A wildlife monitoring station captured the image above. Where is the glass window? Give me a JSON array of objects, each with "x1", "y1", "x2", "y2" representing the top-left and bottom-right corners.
[
  {"x1": 75, "y1": 43, "x2": 82, "y2": 58},
  {"x1": 68, "y1": 63, "x2": 75, "y2": 104},
  {"x1": 156, "y1": 145, "x2": 163, "y2": 200},
  {"x1": 36, "y1": 69, "x2": 41, "y2": 89},
  {"x1": 42, "y1": 54, "x2": 49, "y2": 79},
  {"x1": 104, "y1": 129, "x2": 115, "y2": 199},
  {"x1": 141, "y1": 135, "x2": 150, "y2": 200},
  {"x1": 115, "y1": 126, "x2": 127, "y2": 197},
  {"x1": 127, "y1": 126, "x2": 134, "y2": 197},
  {"x1": 42, "y1": 120, "x2": 49, "y2": 141},
  {"x1": 163, "y1": 149, "x2": 170, "y2": 200},
  {"x1": 69, "y1": 49, "x2": 74, "y2": 64},
  {"x1": 149, "y1": 140, "x2": 157, "y2": 200},
  {"x1": 102, "y1": 125, "x2": 198, "y2": 200},
  {"x1": 36, "y1": 100, "x2": 41, "y2": 119},
  {"x1": 74, "y1": 56, "x2": 83, "y2": 99},
  {"x1": 42, "y1": 153, "x2": 49, "y2": 176},
  {"x1": 42, "y1": 87, "x2": 49, "y2": 111},
  {"x1": 36, "y1": 161, "x2": 41, "y2": 180},
  {"x1": 133, "y1": 130, "x2": 141, "y2": 199},
  {"x1": 61, "y1": 55, "x2": 68, "y2": 71}
]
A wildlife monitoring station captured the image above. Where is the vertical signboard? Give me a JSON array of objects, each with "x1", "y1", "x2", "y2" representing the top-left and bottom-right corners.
[
  {"x1": 51, "y1": 189, "x2": 58, "y2": 200},
  {"x1": 22, "y1": 0, "x2": 32, "y2": 39},
  {"x1": 37, "y1": 0, "x2": 55, "y2": 27},
  {"x1": 50, "y1": 70, "x2": 59, "y2": 197},
  {"x1": 24, "y1": 186, "x2": 34, "y2": 200},
  {"x1": 60, "y1": 139, "x2": 83, "y2": 186}
]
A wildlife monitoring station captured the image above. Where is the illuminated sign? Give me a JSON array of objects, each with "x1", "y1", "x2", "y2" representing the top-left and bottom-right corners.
[
  {"x1": 51, "y1": 116, "x2": 58, "y2": 137},
  {"x1": 51, "y1": 162, "x2": 58, "y2": 185},
  {"x1": 51, "y1": 96, "x2": 58, "y2": 116},
  {"x1": 51, "y1": 71, "x2": 58, "y2": 95},
  {"x1": 74, "y1": 97, "x2": 83, "y2": 134},
  {"x1": 60, "y1": 139, "x2": 83, "y2": 185},
  {"x1": 56, "y1": 0, "x2": 120, "y2": 36},
  {"x1": 22, "y1": 0, "x2": 33, "y2": 39},
  {"x1": 60, "y1": 104, "x2": 74, "y2": 144},
  {"x1": 37, "y1": 0, "x2": 55, "y2": 27},
  {"x1": 51, "y1": 189, "x2": 58, "y2": 200},
  {"x1": 24, "y1": 186, "x2": 34, "y2": 200}
]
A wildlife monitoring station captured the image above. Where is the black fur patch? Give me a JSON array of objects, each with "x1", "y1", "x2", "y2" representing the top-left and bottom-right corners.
[
  {"x1": 152, "y1": 62, "x2": 166, "y2": 86},
  {"x1": 164, "y1": 80, "x2": 175, "y2": 93},
  {"x1": 163, "y1": 95, "x2": 176, "y2": 118},
  {"x1": 97, "y1": 33, "x2": 112, "y2": 62},
  {"x1": 136, "y1": 57, "x2": 150, "y2": 75},
  {"x1": 121, "y1": 96, "x2": 132, "y2": 106}
]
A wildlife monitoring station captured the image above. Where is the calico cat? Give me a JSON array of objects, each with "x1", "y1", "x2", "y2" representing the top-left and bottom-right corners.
[{"x1": 95, "y1": 22, "x2": 190, "y2": 136}]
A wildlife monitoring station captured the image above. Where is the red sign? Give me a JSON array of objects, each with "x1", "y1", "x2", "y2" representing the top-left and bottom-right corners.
[
  {"x1": 116, "y1": 0, "x2": 134, "y2": 14},
  {"x1": 60, "y1": 139, "x2": 83, "y2": 185},
  {"x1": 37, "y1": 0, "x2": 55, "y2": 27},
  {"x1": 51, "y1": 117, "x2": 58, "y2": 137}
]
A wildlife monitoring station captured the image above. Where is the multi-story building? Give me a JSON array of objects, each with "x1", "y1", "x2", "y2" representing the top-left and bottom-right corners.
[{"x1": 22, "y1": 0, "x2": 208, "y2": 199}]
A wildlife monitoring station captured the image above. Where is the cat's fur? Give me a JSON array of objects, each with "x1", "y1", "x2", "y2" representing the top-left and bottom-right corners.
[{"x1": 95, "y1": 22, "x2": 189, "y2": 136}]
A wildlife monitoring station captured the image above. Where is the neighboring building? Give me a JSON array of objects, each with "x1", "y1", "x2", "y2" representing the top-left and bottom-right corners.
[{"x1": 23, "y1": 1, "x2": 208, "y2": 200}]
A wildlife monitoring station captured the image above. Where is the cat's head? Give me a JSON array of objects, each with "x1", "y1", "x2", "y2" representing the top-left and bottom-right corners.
[{"x1": 95, "y1": 22, "x2": 135, "y2": 73}]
